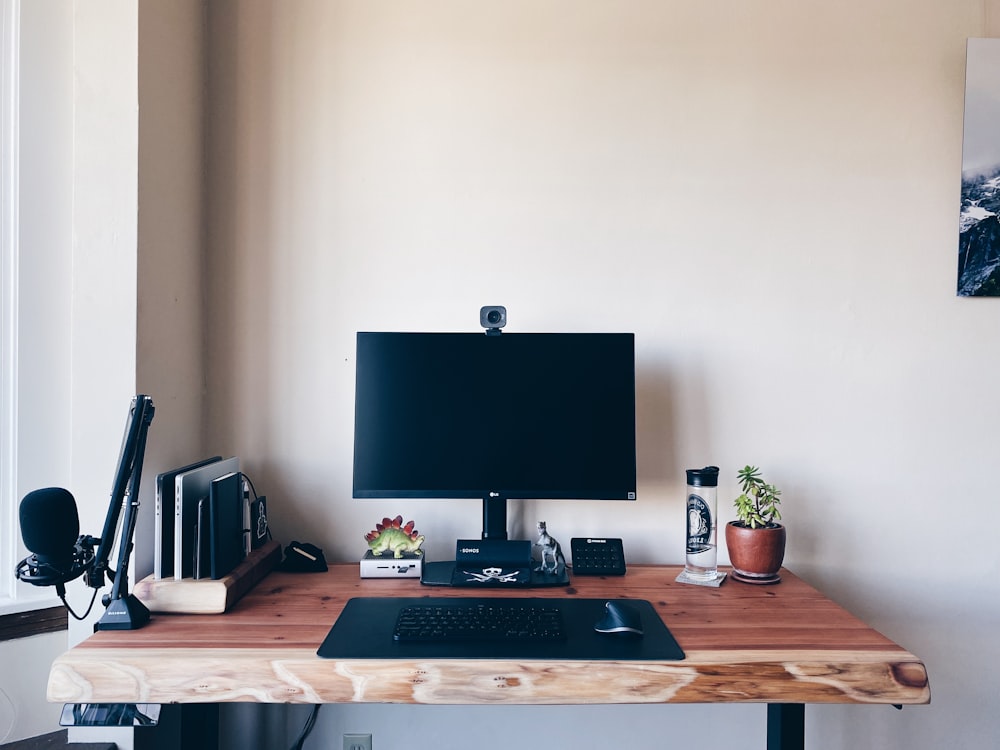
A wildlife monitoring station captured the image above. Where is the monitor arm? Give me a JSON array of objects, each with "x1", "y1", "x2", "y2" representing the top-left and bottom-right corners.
[{"x1": 482, "y1": 494, "x2": 508, "y2": 540}]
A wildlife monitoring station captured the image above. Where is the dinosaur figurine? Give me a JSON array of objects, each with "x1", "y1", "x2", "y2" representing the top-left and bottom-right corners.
[
  {"x1": 365, "y1": 515, "x2": 425, "y2": 558},
  {"x1": 534, "y1": 520, "x2": 565, "y2": 574}
]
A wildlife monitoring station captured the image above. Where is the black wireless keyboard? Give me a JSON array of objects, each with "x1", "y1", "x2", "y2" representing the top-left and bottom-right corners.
[
  {"x1": 570, "y1": 537, "x2": 627, "y2": 576},
  {"x1": 393, "y1": 600, "x2": 566, "y2": 642}
]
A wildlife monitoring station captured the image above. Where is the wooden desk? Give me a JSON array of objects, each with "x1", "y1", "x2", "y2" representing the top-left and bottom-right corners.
[{"x1": 48, "y1": 565, "x2": 929, "y2": 749}]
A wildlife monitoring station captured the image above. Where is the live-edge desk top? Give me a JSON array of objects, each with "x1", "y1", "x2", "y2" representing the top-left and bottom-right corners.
[{"x1": 47, "y1": 564, "x2": 929, "y2": 707}]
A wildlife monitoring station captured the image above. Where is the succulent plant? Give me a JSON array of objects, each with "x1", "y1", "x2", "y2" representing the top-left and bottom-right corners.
[{"x1": 733, "y1": 465, "x2": 782, "y2": 529}]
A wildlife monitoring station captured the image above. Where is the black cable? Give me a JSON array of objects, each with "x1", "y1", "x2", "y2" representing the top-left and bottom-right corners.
[
  {"x1": 289, "y1": 705, "x2": 320, "y2": 750},
  {"x1": 241, "y1": 471, "x2": 259, "y2": 502},
  {"x1": 60, "y1": 586, "x2": 100, "y2": 621},
  {"x1": 238, "y1": 472, "x2": 273, "y2": 543}
]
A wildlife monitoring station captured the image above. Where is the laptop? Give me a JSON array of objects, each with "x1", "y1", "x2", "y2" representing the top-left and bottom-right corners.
[
  {"x1": 153, "y1": 456, "x2": 222, "y2": 579},
  {"x1": 174, "y1": 457, "x2": 239, "y2": 580}
]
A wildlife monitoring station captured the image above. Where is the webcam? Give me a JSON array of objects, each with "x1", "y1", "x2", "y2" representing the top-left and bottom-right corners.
[{"x1": 480, "y1": 305, "x2": 506, "y2": 334}]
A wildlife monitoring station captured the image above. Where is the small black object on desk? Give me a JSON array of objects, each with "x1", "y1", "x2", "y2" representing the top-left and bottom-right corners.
[{"x1": 278, "y1": 541, "x2": 327, "y2": 572}]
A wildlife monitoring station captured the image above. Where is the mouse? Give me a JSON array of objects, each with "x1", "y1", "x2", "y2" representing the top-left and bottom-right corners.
[{"x1": 594, "y1": 600, "x2": 644, "y2": 636}]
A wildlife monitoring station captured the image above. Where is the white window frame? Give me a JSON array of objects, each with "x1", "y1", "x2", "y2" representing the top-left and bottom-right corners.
[
  {"x1": 0, "y1": 0, "x2": 20, "y2": 609},
  {"x1": 0, "y1": 0, "x2": 48, "y2": 617}
]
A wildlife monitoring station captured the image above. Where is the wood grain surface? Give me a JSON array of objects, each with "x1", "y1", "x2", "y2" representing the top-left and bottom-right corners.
[
  {"x1": 48, "y1": 565, "x2": 929, "y2": 707},
  {"x1": 133, "y1": 541, "x2": 281, "y2": 614}
]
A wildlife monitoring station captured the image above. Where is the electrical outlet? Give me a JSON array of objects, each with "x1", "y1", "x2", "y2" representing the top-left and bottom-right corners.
[{"x1": 343, "y1": 733, "x2": 373, "y2": 750}]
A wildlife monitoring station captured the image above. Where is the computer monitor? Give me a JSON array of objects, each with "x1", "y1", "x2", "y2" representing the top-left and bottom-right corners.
[{"x1": 352, "y1": 331, "x2": 637, "y2": 540}]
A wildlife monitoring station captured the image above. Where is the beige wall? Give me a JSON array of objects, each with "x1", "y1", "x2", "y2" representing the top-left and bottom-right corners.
[
  {"x1": 9, "y1": 0, "x2": 998, "y2": 747},
  {"x1": 989, "y1": 0, "x2": 1000, "y2": 35},
  {"x1": 135, "y1": 0, "x2": 208, "y2": 578},
  {"x1": 199, "y1": 2, "x2": 998, "y2": 748}
]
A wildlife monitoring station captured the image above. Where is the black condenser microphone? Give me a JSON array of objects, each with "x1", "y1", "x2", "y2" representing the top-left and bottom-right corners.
[
  {"x1": 16, "y1": 487, "x2": 96, "y2": 588},
  {"x1": 14, "y1": 395, "x2": 154, "y2": 629}
]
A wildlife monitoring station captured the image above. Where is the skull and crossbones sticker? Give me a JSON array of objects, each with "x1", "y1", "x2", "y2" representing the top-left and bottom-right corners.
[{"x1": 462, "y1": 566, "x2": 521, "y2": 584}]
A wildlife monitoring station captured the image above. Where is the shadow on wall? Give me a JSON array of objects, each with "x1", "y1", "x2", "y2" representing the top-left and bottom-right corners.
[{"x1": 636, "y1": 362, "x2": 682, "y2": 486}]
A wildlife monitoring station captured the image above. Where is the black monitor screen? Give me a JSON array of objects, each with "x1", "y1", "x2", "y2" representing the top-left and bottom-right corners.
[{"x1": 353, "y1": 332, "x2": 637, "y2": 504}]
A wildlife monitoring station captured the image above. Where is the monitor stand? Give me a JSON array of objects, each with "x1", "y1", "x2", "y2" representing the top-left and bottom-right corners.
[{"x1": 419, "y1": 496, "x2": 571, "y2": 588}]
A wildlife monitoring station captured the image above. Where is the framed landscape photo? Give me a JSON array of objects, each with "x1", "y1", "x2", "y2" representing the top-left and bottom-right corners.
[{"x1": 958, "y1": 38, "x2": 1000, "y2": 297}]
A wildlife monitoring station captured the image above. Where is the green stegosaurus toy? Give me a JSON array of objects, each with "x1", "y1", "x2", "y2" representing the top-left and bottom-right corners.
[{"x1": 365, "y1": 516, "x2": 425, "y2": 558}]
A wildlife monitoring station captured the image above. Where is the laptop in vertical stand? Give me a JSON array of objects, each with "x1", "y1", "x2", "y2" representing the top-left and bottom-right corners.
[
  {"x1": 209, "y1": 471, "x2": 245, "y2": 579},
  {"x1": 174, "y1": 457, "x2": 239, "y2": 580},
  {"x1": 154, "y1": 457, "x2": 221, "y2": 579}
]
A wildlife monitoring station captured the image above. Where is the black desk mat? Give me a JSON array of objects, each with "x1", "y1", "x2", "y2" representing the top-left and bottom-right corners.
[{"x1": 317, "y1": 597, "x2": 684, "y2": 661}]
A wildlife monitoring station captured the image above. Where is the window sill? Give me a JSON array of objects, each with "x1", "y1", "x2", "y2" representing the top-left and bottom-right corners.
[
  {"x1": 0, "y1": 604, "x2": 67, "y2": 641},
  {"x1": 0, "y1": 593, "x2": 62, "y2": 617}
]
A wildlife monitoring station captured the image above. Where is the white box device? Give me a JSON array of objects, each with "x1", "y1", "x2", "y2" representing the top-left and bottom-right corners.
[{"x1": 359, "y1": 550, "x2": 423, "y2": 578}]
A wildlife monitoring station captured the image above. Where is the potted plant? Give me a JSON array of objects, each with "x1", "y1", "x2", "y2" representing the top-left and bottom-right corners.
[{"x1": 724, "y1": 465, "x2": 785, "y2": 584}]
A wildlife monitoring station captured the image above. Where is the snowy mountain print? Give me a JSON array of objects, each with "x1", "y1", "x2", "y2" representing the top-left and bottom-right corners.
[
  {"x1": 958, "y1": 168, "x2": 1000, "y2": 296},
  {"x1": 958, "y1": 39, "x2": 1000, "y2": 297}
]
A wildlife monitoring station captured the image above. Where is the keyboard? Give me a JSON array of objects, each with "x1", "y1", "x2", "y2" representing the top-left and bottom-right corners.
[{"x1": 393, "y1": 599, "x2": 566, "y2": 643}]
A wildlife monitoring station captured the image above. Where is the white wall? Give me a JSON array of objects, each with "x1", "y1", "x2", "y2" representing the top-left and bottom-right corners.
[
  {"x1": 3, "y1": 0, "x2": 162, "y2": 745},
  {"x1": 0, "y1": 633, "x2": 72, "y2": 745},
  {"x1": 64, "y1": 0, "x2": 139, "y2": 643},
  {"x1": 1, "y1": 1, "x2": 76, "y2": 743},
  {"x1": 62, "y1": 0, "x2": 141, "y2": 746},
  {"x1": 202, "y1": 2, "x2": 999, "y2": 749}
]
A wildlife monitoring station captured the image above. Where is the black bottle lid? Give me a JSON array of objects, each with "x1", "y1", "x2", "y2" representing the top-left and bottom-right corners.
[{"x1": 686, "y1": 466, "x2": 720, "y2": 487}]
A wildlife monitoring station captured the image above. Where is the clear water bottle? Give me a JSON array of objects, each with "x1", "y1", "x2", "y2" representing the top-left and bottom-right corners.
[{"x1": 685, "y1": 466, "x2": 720, "y2": 581}]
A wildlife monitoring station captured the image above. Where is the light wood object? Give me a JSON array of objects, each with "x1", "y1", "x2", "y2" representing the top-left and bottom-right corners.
[
  {"x1": 49, "y1": 564, "x2": 928, "y2": 749},
  {"x1": 132, "y1": 540, "x2": 281, "y2": 614}
]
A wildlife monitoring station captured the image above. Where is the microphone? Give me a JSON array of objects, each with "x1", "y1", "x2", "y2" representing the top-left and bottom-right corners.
[
  {"x1": 13, "y1": 394, "x2": 154, "y2": 630},
  {"x1": 16, "y1": 487, "x2": 97, "y2": 589}
]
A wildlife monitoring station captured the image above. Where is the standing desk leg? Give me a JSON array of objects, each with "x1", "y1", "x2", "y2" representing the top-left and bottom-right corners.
[
  {"x1": 180, "y1": 704, "x2": 220, "y2": 750},
  {"x1": 767, "y1": 703, "x2": 804, "y2": 750}
]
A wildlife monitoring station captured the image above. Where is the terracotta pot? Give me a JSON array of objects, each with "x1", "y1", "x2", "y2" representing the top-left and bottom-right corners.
[{"x1": 725, "y1": 521, "x2": 786, "y2": 584}]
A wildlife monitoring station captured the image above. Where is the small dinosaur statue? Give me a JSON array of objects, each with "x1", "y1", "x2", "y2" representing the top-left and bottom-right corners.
[
  {"x1": 534, "y1": 520, "x2": 565, "y2": 574},
  {"x1": 365, "y1": 516, "x2": 425, "y2": 558}
]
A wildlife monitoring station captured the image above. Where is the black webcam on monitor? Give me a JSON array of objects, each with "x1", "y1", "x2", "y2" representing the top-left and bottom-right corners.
[{"x1": 480, "y1": 305, "x2": 506, "y2": 335}]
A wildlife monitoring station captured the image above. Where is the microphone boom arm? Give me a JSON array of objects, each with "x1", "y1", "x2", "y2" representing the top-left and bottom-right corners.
[{"x1": 88, "y1": 395, "x2": 155, "y2": 630}]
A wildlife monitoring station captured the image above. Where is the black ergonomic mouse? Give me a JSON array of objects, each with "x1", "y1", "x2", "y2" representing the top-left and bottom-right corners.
[{"x1": 594, "y1": 600, "x2": 644, "y2": 636}]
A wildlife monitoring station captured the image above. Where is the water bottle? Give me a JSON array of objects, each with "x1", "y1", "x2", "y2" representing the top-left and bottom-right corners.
[{"x1": 685, "y1": 466, "x2": 720, "y2": 581}]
